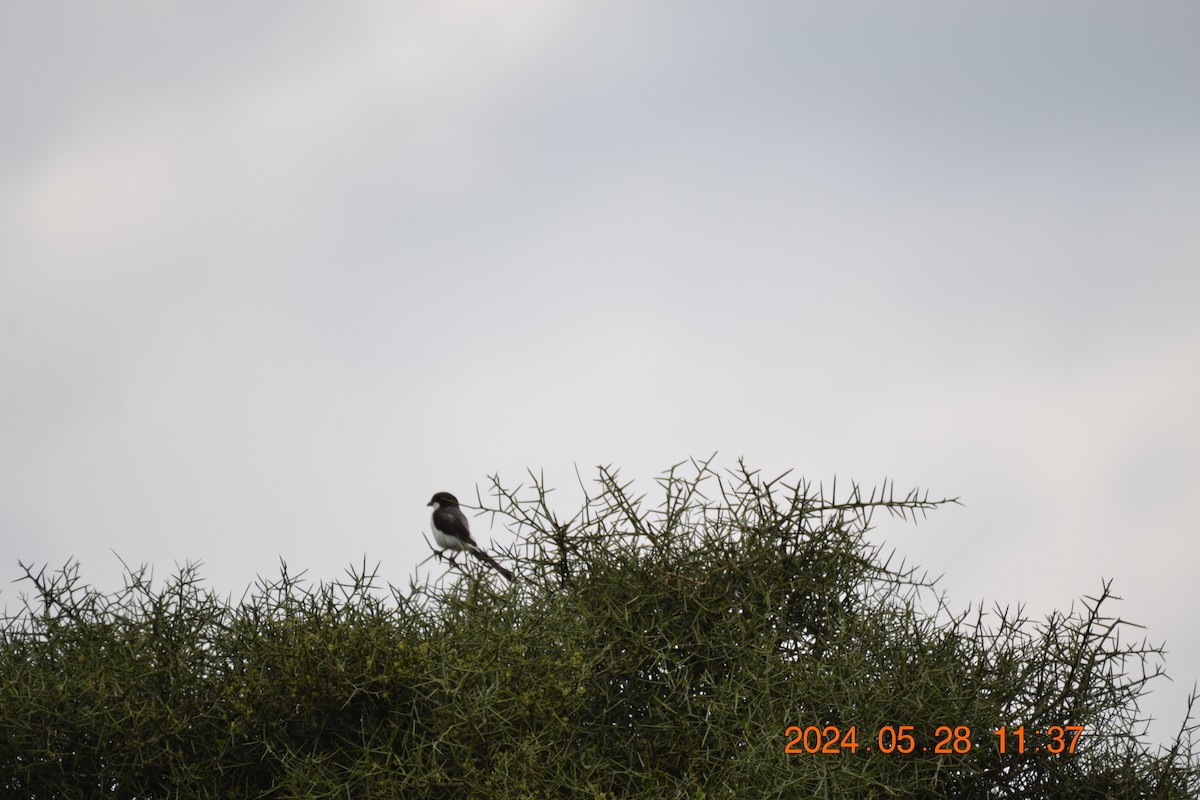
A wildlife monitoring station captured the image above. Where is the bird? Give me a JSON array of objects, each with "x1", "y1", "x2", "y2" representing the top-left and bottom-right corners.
[{"x1": 427, "y1": 491, "x2": 513, "y2": 581}]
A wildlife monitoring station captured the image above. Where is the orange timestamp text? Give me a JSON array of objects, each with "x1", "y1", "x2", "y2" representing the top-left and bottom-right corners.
[{"x1": 784, "y1": 724, "x2": 1085, "y2": 755}]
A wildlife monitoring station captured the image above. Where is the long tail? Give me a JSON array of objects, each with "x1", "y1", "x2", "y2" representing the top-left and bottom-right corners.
[{"x1": 470, "y1": 547, "x2": 513, "y2": 581}]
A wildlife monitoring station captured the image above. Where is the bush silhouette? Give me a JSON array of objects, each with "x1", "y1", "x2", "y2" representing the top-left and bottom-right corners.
[{"x1": 2, "y1": 459, "x2": 1195, "y2": 798}]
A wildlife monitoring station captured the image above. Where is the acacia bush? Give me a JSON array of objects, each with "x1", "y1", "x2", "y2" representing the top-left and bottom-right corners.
[{"x1": 1, "y1": 459, "x2": 1196, "y2": 798}]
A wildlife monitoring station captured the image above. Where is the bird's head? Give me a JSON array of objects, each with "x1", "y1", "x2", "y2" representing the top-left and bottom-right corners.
[{"x1": 428, "y1": 491, "x2": 459, "y2": 509}]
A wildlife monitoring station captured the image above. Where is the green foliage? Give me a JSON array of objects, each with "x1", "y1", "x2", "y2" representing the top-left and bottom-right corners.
[{"x1": 1, "y1": 460, "x2": 1196, "y2": 798}]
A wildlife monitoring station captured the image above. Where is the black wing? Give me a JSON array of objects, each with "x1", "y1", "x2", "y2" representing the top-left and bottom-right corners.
[{"x1": 432, "y1": 504, "x2": 477, "y2": 548}]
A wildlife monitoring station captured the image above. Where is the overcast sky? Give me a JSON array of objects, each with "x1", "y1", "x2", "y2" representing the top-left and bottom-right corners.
[{"x1": 2, "y1": 2, "x2": 1198, "y2": 745}]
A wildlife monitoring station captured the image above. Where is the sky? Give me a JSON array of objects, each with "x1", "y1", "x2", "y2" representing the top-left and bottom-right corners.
[{"x1": 2, "y1": 2, "x2": 1198, "y2": 746}]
